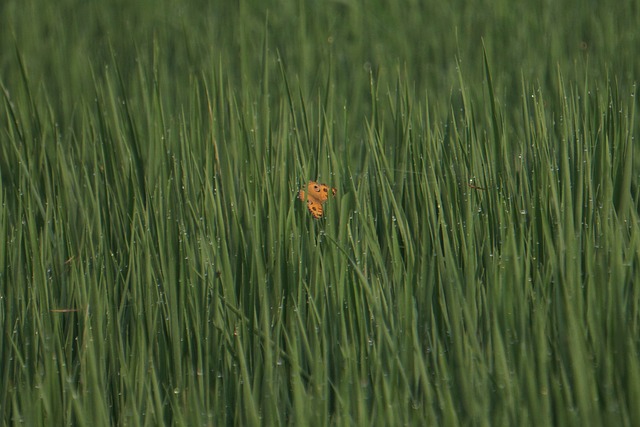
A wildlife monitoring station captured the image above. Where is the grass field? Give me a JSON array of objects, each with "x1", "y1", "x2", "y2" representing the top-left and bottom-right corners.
[{"x1": 2, "y1": 0, "x2": 640, "y2": 425}]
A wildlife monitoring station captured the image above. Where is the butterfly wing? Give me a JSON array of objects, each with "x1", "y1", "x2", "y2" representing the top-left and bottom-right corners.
[
  {"x1": 306, "y1": 199, "x2": 324, "y2": 218},
  {"x1": 307, "y1": 181, "x2": 330, "y2": 203},
  {"x1": 299, "y1": 181, "x2": 336, "y2": 219}
]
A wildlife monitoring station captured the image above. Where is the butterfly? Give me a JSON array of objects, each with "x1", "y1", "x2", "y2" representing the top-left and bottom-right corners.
[{"x1": 298, "y1": 181, "x2": 337, "y2": 219}]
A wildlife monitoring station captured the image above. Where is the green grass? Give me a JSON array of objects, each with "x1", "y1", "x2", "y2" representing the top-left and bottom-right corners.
[{"x1": 1, "y1": 0, "x2": 640, "y2": 425}]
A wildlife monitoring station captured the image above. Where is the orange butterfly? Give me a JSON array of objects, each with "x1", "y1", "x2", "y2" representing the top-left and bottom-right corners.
[{"x1": 298, "y1": 181, "x2": 337, "y2": 219}]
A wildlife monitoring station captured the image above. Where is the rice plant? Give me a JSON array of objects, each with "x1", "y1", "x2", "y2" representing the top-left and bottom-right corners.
[{"x1": 1, "y1": 0, "x2": 640, "y2": 425}]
